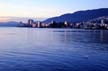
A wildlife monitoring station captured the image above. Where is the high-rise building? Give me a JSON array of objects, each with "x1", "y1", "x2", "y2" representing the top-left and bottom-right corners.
[
  {"x1": 101, "y1": 19, "x2": 104, "y2": 24},
  {"x1": 28, "y1": 19, "x2": 34, "y2": 25},
  {"x1": 37, "y1": 21, "x2": 42, "y2": 28}
]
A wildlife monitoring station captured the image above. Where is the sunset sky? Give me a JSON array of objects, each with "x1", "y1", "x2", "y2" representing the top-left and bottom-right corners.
[{"x1": 0, "y1": 0, "x2": 108, "y2": 22}]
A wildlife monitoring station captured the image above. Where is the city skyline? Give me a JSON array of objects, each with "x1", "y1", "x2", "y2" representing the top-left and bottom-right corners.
[{"x1": 0, "y1": 0, "x2": 108, "y2": 22}]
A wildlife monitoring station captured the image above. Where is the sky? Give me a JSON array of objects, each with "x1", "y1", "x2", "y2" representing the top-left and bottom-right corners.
[{"x1": 0, "y1": 0, "x2": 108, "y2": 22}]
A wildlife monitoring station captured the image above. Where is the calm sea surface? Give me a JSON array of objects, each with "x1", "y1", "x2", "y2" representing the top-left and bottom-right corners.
[{"x1": 0, "y1": 27, "x2": 108, "y2": 71}]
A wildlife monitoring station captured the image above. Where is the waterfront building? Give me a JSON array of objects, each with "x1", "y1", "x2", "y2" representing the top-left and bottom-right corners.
[
  {"x1": 28, "y1": 19, "x2": 34, "y2": 25},
  {"x1": 64, "y1": 21, "x2": 68, "y2": 27},
  {"x1": 32, "y1": 23, "x2": 37, "y2": 28},
  {"x1": 37, "y1": 21, "x2": 42, "y2": 28}
]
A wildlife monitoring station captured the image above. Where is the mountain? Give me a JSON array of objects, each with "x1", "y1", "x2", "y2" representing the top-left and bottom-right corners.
[
  {"x1": 43, "y1": 8, "x2": 108, "y2": 23},
  {"x1": 0, "y1": 21, "x2": 19, "y2": 27}
]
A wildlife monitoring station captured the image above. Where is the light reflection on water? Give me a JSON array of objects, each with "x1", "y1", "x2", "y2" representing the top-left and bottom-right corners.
[{"x1": 0, "y1": 27, "x2": 108, "y2": 71}]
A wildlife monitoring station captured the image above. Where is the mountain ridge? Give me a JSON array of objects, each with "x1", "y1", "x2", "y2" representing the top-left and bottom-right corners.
[
  {"x1": 0, "y1": 21, "x2": 19, "y2": 27},
  {"x1": 43, "y1": 8, "x2": 108, "y2": 23}
]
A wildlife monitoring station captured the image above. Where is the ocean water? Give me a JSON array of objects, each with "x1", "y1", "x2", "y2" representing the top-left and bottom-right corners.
[{"x1": 0, "y1": 27, "x2": 108, "y2": 71}]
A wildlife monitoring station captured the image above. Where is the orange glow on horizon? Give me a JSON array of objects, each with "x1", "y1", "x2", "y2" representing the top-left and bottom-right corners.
[{"x1": 0, "y1": 17, "x2": 11, "y2": 22}]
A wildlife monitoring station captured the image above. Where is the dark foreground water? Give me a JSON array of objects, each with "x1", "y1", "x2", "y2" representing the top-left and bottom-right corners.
[{"x1": 0, "y1": 27, "x2": 108, "y2": 71}]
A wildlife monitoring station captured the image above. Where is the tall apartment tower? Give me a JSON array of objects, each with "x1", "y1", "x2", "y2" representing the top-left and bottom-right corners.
[{"x1": 28, "y1": 19, "x2": 34, "y2": 25}]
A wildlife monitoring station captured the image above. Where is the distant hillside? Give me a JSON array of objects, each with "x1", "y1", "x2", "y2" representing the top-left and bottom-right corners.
[
  {"x1": 43, "y1": 8, "x2": 108, "y2": 23},
  {"x1": 87, "y1": 16, "x2": 108, "y2": 24},
  {"x1": 0, "y1": 21, "x2": 19, "y2": 27}
]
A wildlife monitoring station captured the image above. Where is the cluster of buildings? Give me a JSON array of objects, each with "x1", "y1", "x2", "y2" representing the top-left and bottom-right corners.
[
  {"x1": 80, "y1": 17, "x2": 108, "y2": 29},
  {"x1": 19, "y1": 17, "x2": 108, "y2": 30},
  {"x1": 19, "y1": 19, "x2": 70, "y2": 28},
  {"x1": 19, "y1": 19, "x2": 48, "y2": 28}
]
